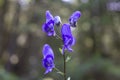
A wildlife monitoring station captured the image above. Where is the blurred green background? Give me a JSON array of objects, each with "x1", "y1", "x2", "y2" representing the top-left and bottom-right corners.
[{"x1": 0, "y1": 0, "x2": 120, "y2": 80}]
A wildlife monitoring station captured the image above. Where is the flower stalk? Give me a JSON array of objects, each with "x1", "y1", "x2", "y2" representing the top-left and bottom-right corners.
[{"x1": 63, "y1": 52, "x2": 67, "y2": 80}]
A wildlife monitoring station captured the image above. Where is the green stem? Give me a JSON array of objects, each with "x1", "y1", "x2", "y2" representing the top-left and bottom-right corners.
[
  {"x1": 63, "y1": 52, "x2": 67, "y2": 80},
  {"x1": 55, "y1": 34, "x2": 62, "y2": 40}
]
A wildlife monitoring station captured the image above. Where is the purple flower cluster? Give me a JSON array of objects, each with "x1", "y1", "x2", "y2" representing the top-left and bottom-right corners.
[
  {"x1": 42, "y1": 10, "x2": 81, "y2": 74},
  {"x1": 42, "y1": 44, "x2": 55, "y2": 74},
  {"x1": 61, "y1": 23, "x2": 75, "y2": 53},
  {"x1": 69, "y1": 11, "x2": 81, "y2": 27},
  {"x1": 42, "y1": 10, "x2": 62, "y2": 36}
]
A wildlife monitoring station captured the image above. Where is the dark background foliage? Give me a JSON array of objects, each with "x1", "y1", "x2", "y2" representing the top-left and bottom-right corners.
[{"x1": 0, "y1": 0, "x2": 120, "y2": 80}]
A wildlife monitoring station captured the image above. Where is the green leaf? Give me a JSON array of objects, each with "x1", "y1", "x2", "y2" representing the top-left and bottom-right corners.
[
  {"x1": 66, "y1": 55, "x2": 71, "y2": 62},
  {"x1": 67, "y1": 77, "x2": 71, "y2": 80},
  {"x1": 57, "y1": 72, "x2": 64, "y2": 75},
  {"x1": 54, "y1": 67, "x2": 64, "y2": 75},
  {"x1": 59, "y1": 48, "x2": 62, "y2": 54}
]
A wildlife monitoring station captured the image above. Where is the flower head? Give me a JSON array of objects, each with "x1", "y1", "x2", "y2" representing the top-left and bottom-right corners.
[
  {"x1": 42, "y1": 10, "x2": 56, "y2": 36},
  {"x1": 61, "y1": 24, "x2": 75, "y2": 54},
  {"x1": 69, "y1": 11, "x2": 81, "y2": 27},
  {"x1": 42, "y1": 44, "x2": 55, "y2": 74},
  {"x1": 54, "y1": 16, "x2": 62, "y2": 26}
]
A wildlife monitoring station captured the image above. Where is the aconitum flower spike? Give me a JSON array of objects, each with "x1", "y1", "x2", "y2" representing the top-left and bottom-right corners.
[
  {"x1": 54, "y1": 16, "x2": 62, "y2": 26},
  {"x1": 61, "y1": 23, "x2": 75, "y2": 54},
  {"x1": 42, "y1": 44, "x2": 55, "y2": 74},
  {"x1": 42, "y1": 10, "x2": 56, "y2": 36},
  {"x1": 69, "y1": 11, "x2": 81, "y2": 27}
]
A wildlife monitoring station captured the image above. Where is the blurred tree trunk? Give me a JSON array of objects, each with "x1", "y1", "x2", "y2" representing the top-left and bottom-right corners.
[
  {"x1": 0, "y1": 0, "x2": 20, "y2": 56},
  {"x1": 2, "y1": 1, "x2": 42, "y2": 79},
  {"x1": 0, "y1": 0, "x2": 9, "y2": 57}
]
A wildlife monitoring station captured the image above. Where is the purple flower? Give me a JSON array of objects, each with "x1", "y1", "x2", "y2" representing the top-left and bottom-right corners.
[
  {"x1": 42, "y1": 44, "x2": 55, "y2": 74},
  {"x1": 42, "y1": 10, "x2": 56, "y2": 36},
  {"x1": 61, "y1": 24, "x2": 75, "y2": 54},
  {"x1": 54, "y1": 16, "x2": 62, "y2": 26},
  {"x1": 69, "y1": 11, "x2": 81, "y2": 27}
]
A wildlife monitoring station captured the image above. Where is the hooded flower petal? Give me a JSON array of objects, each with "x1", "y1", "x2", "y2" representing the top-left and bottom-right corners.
[
  {"x1": 61, "y1": 24, "x2": 75, "y2": 54},
  {"x1": 69, "y1": 11, "x2": 81, "y2": 27},
  {"x1": 54, "y1": 16, "x2": 62, "y2": 26},
  {"x1": 46, "y1": 10, "x2": 54, "y2": 23},
  {"x1": 42, "y1": 44, "x2": 55, "y2": 74},
  {"x1": 42, "y1": 44, "x2": 54, "y2": 58}
]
